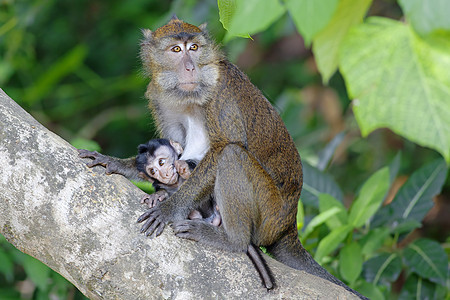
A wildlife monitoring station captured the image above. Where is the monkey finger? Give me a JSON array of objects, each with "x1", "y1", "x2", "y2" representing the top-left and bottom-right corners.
[
  {"x1": 140, "y1": 218, "x2": 155, "y2": 233},
  {"x1": 77, "y1": 149, "x2": 95, "y2": 158},
  {"x1": 154, "y1": 223, "x2": 165, "y2": 237},
  {"x1": 146, "y1": 218, "x2": 164, "y2": 237},
  {"x1": 137, "y1": 209, "x2": 154, "y2": 223}
]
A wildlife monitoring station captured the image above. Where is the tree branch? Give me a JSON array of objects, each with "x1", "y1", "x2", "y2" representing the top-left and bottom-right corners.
[{"x1": 0, "y1": 89, "x2": 358, "y2": 299}]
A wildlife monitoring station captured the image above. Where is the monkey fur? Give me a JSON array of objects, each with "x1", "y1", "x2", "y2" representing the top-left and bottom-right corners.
[{"x1": 80, "y1": 17, "x2": 367, "y2": 297}]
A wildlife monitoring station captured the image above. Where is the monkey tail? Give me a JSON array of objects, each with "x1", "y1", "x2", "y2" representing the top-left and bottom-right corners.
[
  {"x1": 267, "y1": 228, "x2": 369, "y2": 299},
  {"x1": 247, "y1": 244, "x2": 274, "y2": 290}
]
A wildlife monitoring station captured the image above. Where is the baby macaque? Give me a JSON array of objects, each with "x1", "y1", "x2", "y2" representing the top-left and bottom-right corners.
[
  {"x1": 136, "y1": 139, "x2": 221, "y2": 226},
  {"x1": 78, "y1": 139, "x2": 220, "y2": 226}
]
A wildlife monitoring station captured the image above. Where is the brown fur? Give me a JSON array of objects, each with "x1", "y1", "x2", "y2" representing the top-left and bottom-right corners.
[{"x1": 136, "y1": 18, "x2": 366, "y2": 298}]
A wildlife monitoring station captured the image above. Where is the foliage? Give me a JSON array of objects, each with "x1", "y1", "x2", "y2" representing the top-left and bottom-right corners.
[
  {"x1": 1, "y1": 0, "x2": 449, "y2": 299},
  {"x1": 219, "y1": 0, "x2": 450, "y2": 162},
  {"x1": 299, "y1": 156, "x2": 448, "y2": 299}
]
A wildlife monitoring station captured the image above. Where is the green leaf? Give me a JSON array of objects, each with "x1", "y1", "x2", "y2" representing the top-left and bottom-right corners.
[
  {"x1": 339, "y1": 242, "x2": 363, "y2": 285},
  {"x1": 355, "y1": 281, "x2": 385, "y2": 300},
  {"x1": 301, "y1": 161, "x2": 344, "y2": 208},
  {"x1": 360, "y1": 227, "x2": 390, "y2": 256},
  {"x1": 363, "y1": 253, "x2": 402, "y2": 286},
  {"x1": 218, "y1": 0, "x2": 286, "y2": 40},
  {"x1": 315, "y1": 224, "x2": 352, "y2": 263},
  {"x1": 375, "y1": 158, "x2": 447, "y2": 230},
  {"x1": 285, "y1": 0, "x2": 339, "y2": 46},
  {"x1": 399, "y1": 0, "x2": 450, "y2": 36},
  {"x1": 71, "y1": 138, "x2": 101, "y2": 152},
  {"x1": 319, "y1": 193, "x2": 348, "y2": 229},
  {"x1": 23, "y1": 44, "x2": 88, "y2": 105},
  {"x1": 348, "y1": 167, "x2": 390, "y2": 228},
  {"x1": 399, "y1": 274, "x2": 447, "y2": 300},
  {"x1": 403, "y1": 239, "x2": 447, "y2": 286},
  {"x1": 0, "y1": 248, "x2": 14, "y2": 281},
  {"x1": 312, "y1": 0, "x2": 372, "y2": 83},
  {"x1": 339, "y1": 17, "x2": 450, "y2": 163},
  {"x1": 23, "y1": 255, "x2": 51, "y2": 291},
  {"x1": 303, "y1": 205, "x2": 342, "y2": 239}
]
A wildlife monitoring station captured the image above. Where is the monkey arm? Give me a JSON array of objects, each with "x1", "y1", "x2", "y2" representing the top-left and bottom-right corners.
[{"x1": 78, "y1": 149, "x2": 142, "y2": 181}]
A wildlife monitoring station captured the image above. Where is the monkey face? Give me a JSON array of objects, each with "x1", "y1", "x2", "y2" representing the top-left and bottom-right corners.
[
  {"x1": 140, "y1": 18, "x2": 222, "y2": 103},
  {"x1": 145, "y1": 145, "x2": 179, "y2": 185}
]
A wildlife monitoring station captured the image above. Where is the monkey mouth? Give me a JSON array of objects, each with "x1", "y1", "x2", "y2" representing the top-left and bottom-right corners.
[
  {"x1": 178, "y1": 82, "x2": 199, "y2": 91},
  {"x1": 167, "y1": 172, "x2": 178, "y2": 185}
]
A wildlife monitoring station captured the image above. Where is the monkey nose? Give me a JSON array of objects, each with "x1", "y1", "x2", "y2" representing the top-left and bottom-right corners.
[{"x1": 185, "y1": 61, "x2": 195, "y2": 72}]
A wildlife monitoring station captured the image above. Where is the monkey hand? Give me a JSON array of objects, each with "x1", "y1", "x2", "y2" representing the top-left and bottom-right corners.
[
  {"x1": 78, "y1": 149, "x2": 121, "y2": 175},
  {"x1": 174, "y1": 160, "x2": 191, "y2": 179},
  {"x1": 140, "y1": 190, "x2": 168, "y2": 208},
  {"x1": 137, "y1": 198, "x2": 189, "y2": 237}
]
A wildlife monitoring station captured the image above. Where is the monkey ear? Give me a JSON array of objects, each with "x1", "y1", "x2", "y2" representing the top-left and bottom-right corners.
[
  {"x1": 170, "y1": 140, "x2": 184, "y2": 156},
  {"x1": 199, "y1": 23, "x2": 207, "y2": 31},
  {"x1": 141, "y1": 28, "x2": 152, "y2": 41},
  {"x1": 138, "y1": 144, "x2": 148, "y2": 154},
  {"x1": 170, "y1": 14, "x2": 180, "y2": 21}
]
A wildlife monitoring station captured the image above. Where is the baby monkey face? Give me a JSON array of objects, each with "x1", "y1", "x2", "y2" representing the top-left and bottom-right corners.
[{"x1": 146, "y1": 145, "x2": 179, "y2": 185}]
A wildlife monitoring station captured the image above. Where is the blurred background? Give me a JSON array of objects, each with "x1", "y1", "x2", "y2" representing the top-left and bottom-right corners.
[{"x1": 0, "y1": 0, "x2": 448, "y2": 299}]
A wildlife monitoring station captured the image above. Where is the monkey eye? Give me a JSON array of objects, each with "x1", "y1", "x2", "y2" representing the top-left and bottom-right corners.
[
  {"x1": 159, "y1": 158, "x2": 166, "y2": 166},
  {"x1": 171, "y1": 46, "x2": 182, "y2": 52},
  {"x1": 189, "y1": 44, "x2": 198, "y2": 51},
  {"x1": 149, "y1": 168, "x2": 156, "y2": 176}
]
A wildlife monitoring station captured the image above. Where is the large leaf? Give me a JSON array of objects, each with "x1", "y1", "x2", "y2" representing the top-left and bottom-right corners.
[
  {"x1": 348, "y1": 167, "x2": 390, "y2": 228},
  {"x1": 403, "y1": 239, "x2": 447, "y2": 286},
  {"x1": 302, "y1": 205, "x2": 342, "y2": 239},
  {"x1": 218, "y1": 0, "x2": 286, "y2": 40},
  {"x1": 399, "y1": 274, "x2": 447, "y2": 300},
  {"x1": 312, "y1": 0, "x2": 372, "y2": 83},
  {"x1": 340, "y1": 17, "x2": 450, "y2": 163},
  {"x1": 398, "y1": 0, "x2": 450, "y2": 36},
  {"x1": 374, "y1": 158, "x2": 447, "y2": 229},
  {"x1": 285, "y1": 0, "x2": 339, "y2": 46},
  {"x1": 301, "y1": 161, "x2": 344, "y2": 208},
  {"x1": 363, "y1": 253, "x2": 402, "y2": 286},
  {"x1": 315, "y1": 224, "x2": 352, "y2": 263},
  {"x1": 360, "y1": 227, "x2": 390, "y2": 256},
  {"x1": 339, "y1": 242, "x2": 363, "y2": 285},
  {"x1": 318, "y1": 193, "x2": 348, "y2": 229}
]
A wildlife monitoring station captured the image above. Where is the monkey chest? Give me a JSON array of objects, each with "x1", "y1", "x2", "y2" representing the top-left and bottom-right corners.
[{"x1": 179, "y1": 115, "x2": 210, "y2": 162}]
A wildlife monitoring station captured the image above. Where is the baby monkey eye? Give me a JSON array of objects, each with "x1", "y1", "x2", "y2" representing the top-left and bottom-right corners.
[
  {"x1": 149, "y1": 168, "x2": 156, "y2": 176},
  {"x1": 171, "y1": 46, "x2": 182, "y2": 52},
  {"x1": 159, "y1": 159, "x2": 166, "y2": 166},
  {"x1": 189, "y1": 44, "x2": 198, "y2": 51}
]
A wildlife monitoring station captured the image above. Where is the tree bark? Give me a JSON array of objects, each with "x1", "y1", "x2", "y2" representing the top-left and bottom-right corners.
[{"x1": 0, "y1": 89, "x2": 358, "y2": 299}]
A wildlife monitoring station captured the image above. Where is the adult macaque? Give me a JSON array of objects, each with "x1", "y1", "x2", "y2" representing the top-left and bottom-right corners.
[{"x1": 80, "y1": 16, "x2": 366, "y2": 297}]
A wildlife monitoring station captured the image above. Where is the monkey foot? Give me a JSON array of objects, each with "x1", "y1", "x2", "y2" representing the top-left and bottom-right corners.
[
  {"x1": 140, "y1": 191, "x2": 168, "y2": 208},
  {"x1": 171, "y1": 219, "x2": 208, "y2": 242}
]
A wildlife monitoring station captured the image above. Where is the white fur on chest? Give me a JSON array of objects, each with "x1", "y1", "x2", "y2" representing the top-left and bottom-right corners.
[{"x1": 179, "y1": 115, "x2": 209, "y2": 162}]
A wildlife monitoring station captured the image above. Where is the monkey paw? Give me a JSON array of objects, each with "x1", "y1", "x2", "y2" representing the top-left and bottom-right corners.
[
  {"x1": 171, "y1": 220, "x2": 208, "y2": 242},
  {"x1": 137, "y1": 206, "x2": 168, "y2": 238},
  {"x1": 77, "y1": 149, "x2": 119, "y2": 174},
  {"x1": 140, "y1": 191, "x2": 168, "y2": 208},
  {"x1": 174, "y1": 160, "x2": 191, "y2": 179}
]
